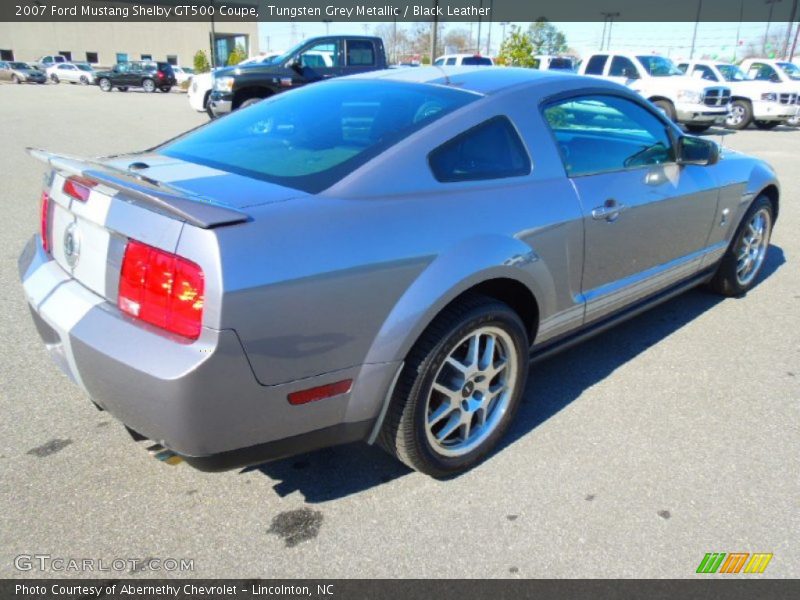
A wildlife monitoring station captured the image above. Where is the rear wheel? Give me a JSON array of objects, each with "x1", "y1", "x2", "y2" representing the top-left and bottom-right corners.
[
  {"x1": 142, "y1": 78, "x2": 156, "y2": 93},
  {"x1": 725, "y1": 99, "x2": 752, "y2": 130},
  {"x1": 753, "y1": 120, "x2": 780, "y2": 130},
  {"x1": 709, "y1": 195, "x2": 774, "y2": 297},
  {"x1": 379, "y1": 294, "x2": 529, "y2": 478},
  {"x1": 686, "y1": 124, "x2": 711, "y2": 133},
  {"x1": 98, "y1": 78, "x2": 111, "y2": 91},
  {"x1": 652, "y1": 99, "x2": 676, "y2": 122},
  {"x1": 159, "y1": 86, "x2": 172, "y2": 93}
]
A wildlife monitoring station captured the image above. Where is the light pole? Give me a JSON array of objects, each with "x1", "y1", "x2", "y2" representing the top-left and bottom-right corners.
[
  {"x1": 323, "y1": 19, "x2": 331, "y2": 36},
  {"x1": 500, "y1": 21, "x2": 509, "y2": 47},
  {"x1": 782, "y1": 0, "x2": 798, "y2": 57},
  {"x1": 477, "y1": 0, "x2": 483, "y2": 54},
  {"x1": 600, "y1": 12, "x2": 620, "y2": 51},
  {"x1": 486, "y1": 0, "x2": 494, "y2": 56},
  {"x1": 431, "y1": 0, "x2": 439, "y2": 63},
  {"x1": 764, "y1": 0, "x2": 782, "y2": 55},
  {"x1": 734, "y1": 0, "x2": 744, "y2": 62},
  {"x1": 689, "y1": 0, "x2": 703, "y2": 59}
]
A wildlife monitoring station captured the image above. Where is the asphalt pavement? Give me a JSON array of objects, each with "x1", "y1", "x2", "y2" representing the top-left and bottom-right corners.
[{"x1": 0, "y1": 83, "x2": 797, "y2": 578}]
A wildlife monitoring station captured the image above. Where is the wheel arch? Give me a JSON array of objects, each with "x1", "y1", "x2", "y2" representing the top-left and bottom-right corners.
[
  {"x1": 232, "y1": 86, "x2": 274, "y2": 109},
  {"x1": 759, "y1": 183, "x2": 779, "y2": 221}
]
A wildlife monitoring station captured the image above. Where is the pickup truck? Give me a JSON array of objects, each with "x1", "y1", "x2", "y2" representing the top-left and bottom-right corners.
[
  {"x1": 208, "y1": 36, "x2": 388, "y2": 117},
  {"x1": 578, "y1": 52, "x2": 731, "y2": 132},
  {"x1": 739, "y1": 58, "x2": 800, "y2": 127},
  {"x1": 677, "y1": 60, "x2": 798, "y2": 130}
]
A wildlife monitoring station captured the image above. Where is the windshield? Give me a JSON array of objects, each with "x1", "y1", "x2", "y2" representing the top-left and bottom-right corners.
[
  {"x1": 548, "y1": 57, "x2": 574, "y2": 70},
  {"x1": 461, "y1": 56, "x2": 492, "y2": 66},
  {"x1": 716, "y1": 64, "x2": 746, "y2": 81},
  {"x1": 636, "y1": 56, "x2": 682, "y2": 77},
  {"x1": 777, "y1": 62, "x2": 800, "y2": 80},
  {"x1": 10, "y1": 62, "x2": 29, "y2": 69},
  {"x1": 268, "y1": 40, "x2": 313, "y2": 66},
  {"x1": 160, "y1": 80, "x2": 479, "y2": 193}
]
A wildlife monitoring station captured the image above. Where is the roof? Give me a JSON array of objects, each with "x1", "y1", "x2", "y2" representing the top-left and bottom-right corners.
[{"x1": 348, "y1": 66, "x2": 580, "y2": 96}]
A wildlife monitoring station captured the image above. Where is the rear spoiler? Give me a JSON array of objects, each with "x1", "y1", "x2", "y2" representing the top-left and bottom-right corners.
[{"x1": 27, "y1": 148, "x2": 249, "y2": 229}]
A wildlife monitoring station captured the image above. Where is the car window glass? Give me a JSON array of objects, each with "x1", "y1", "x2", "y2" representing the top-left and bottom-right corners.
[
  {"x1": 584, "y1": 55, "x2": 608, "y2": 75},
  {"x1": 162, "y1": 80, "x2": 478, "y2": 193},
  {"x1": 433, "y1": 58, "x2": 444, "y2": 66},
  {"x1": 428, "y1": 117, "x2": 531, "y2": 183},
  {"x1": 609, "y1": 56, "x2": 637, "y2": 77},
  {"x1": 749, "y1": 63, "x2": 776, "y2": 80},
  {"x1": 676, "y1": 63, "x2": 688, "y2": 73},
  {"x1": 694, "y1": 65, "x2": 717, "y2": 81},
  {"x1": 300, "y1": 42, "x2": 339, "y2": 68},
  {"x1": 543, "y1": 95, "x2": 674, "y2": 177},
  {"x1": 347, "y1": 40, "x2": 375, "y2": 66},
  {"x1": 446, "y1": 57, "x2": 457, "y2": 65}
]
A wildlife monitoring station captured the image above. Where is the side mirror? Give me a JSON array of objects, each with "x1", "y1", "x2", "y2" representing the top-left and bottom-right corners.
[{"x1": 677, "y1": 136, "x2": 720, "y2": 166}]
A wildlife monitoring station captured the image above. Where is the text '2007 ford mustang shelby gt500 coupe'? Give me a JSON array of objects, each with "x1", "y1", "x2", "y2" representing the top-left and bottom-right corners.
[{"x1": 20, "y1": 67, "x2": 778, "y2": 477}]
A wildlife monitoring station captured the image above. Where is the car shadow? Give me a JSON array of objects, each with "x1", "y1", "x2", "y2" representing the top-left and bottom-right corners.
[{"x1": 246, "y1": 245, "x2": 785, "y2": 503}]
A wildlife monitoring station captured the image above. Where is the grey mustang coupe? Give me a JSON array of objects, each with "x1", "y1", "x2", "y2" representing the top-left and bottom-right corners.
[{"x1": 20, "y1": 67, "x2": 778, "y2": 477}]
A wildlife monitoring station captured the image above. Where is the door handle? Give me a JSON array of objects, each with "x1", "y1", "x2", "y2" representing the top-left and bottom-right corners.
[{"x1": 592, "y1": 199, "x2": 626, "y2": 222}]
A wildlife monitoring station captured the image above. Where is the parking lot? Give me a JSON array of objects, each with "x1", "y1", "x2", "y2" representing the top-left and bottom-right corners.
[{"x1": 0, "y1": 82, "x2": 797, "y2": 578}]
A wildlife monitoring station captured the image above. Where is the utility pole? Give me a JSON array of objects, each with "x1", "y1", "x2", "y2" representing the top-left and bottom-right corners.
[
  {"x1": 486, "y1": 0, "x2": 494, "y2": 56},
  {"x1": 690, "y1": 0, "x2": 703, "y2": 59},
  {"x1": 431, "y1": 0, "x2": 439, "y2": 63},
  {"x1": 392, "y1": 17, "x2": 397, "y2": 65},
  {"x1": 209, "y1": 0, "x2": 217, "y2": 68},
  {"x1": 600, "y1": 12, "x2": 620, "y2": 51},
  {"x1": 783, "y1": 0, "x2": 798, "y2": 57},
  {"x1": 791, "y1": 21, "x2": 800, "y2": 60},
  {"x1": 764, "y1": 0, "x2": 782, "y2": 55},
  {"x1": 323, "y1": 19, "x2": 331, "y2": 36},
  {"x1": 734, "y1": 0, "x2": 744, "y2": 62},
  {"x1": 500, "y1": 21, "x2": 509, "y2": 47},
  {"x1": 600, "y1": 19, "x2": 608, "y2": 51},
  {"x1": 477, "y1": 0, "x2": 483, "y2": 54}
]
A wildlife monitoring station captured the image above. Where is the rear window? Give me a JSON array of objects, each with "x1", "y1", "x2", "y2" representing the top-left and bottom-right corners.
[
  {"x1": 428, "y1": 116, "x2": 531, "y2": 182},
  {"x1": 160, "y1": 80, "x2": 479, "y2": 193},
  {"x1": 461, "y1": 56, "x2": 492, "y2": 66},
  {"x1": 548, "y1": 57, "x2": 573, "y2": 70},
  {"x1": 584, "y1": 55, "x2": 608, "y2": 75}
]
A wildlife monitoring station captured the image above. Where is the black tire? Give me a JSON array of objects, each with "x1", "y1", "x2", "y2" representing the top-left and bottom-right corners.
[
  {"x1": 11, "y1": 74, "x2": 20, "y2": 84},
  {"x1": 79, "y1": 75, "x2": 88, "y2": 85},
  {"x1": 50, "y1": 74, "x2": 59, "y2": 84},
  {"x1": 686, "y1": 124, "x2": 712, "y2": 133},
  {"x1": 753, "y1": 120, "x2": 780, "y2": 130},
  {"x1": 159, "y1": 86, "x2": 172, "y2": 93},
  {"x1": 652, "y1": 99, "x2": 676, "y2": 122},
  {"x1": 98, "y1": 78, "x2": 111, "y2": 92},
  {"x1": 378, "y1": 294, "x2": 529, "y2": 478},
  {"x1": 142, "y1": 78, "x2": 156, "y2": 93},
  {"x1": 238, "y1": 97, "x2": 265, "y2": 110},
  {"x1": 709, "y1": 195, "x2": 774, "y2": 297},
  {"x1": 725, "y1": 99, "x2": 752, "y2": 130}
]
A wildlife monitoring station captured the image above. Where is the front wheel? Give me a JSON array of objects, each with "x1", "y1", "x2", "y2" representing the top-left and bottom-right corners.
[
  {"x1": 142, "y1": 78, "x2": 156, "y2": 93},
  {"x1": 98, "y1": 78, "x2": 111, "y2": 92},
  {"x1": 379, "y1": 294, "x2": 529, "y2": 478},
  {"x1": 50, "y1": 74, "x2": 59, "y2": 84},
  {"x1": 79, "y1": 75, "x2": 89, "y2": 85},
  {"x1": 709, "y1": 196, "x2": 774, "y2": 297},
  {"x1": 238, "y1": 97, "x2": 265, "y2": 110},
  {"x1": 725, "y1": 99, "x2": 752, "y2": 130},
  {"x1": 787, "y1": 114, "x2": 800, "y2": 127},
  {"x1": 686, "y1": 124, "x2": 711, "y2": 133},
  {"x1": 753, "y1": 120, "x2": 780, "y2": 130},
  {"x1": 11, "y1": 74, "x2": 20, "y2": 84}
]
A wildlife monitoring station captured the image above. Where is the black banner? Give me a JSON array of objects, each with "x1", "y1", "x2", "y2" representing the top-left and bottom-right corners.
[
  {"x1": 2, "y1": 580, "x2": 800, "y2": 600},
  {"x1": 2, "y1": 0, "x2": 800, "y2": 23}
]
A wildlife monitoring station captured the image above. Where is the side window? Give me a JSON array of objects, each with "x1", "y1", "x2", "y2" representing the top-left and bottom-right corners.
[
  {"x1": 300, "y1": 41, "x2": 340, "y2": 68},
  {"x1": 609, "y1": 56, "x2": 638, "y2": 77},
  {"x1": 676, "y1": 63, "x2": 688, "y2": 73},
  {"x1": 543, "y1": 95, "x2": 674, "y2": 177},
  {"x1": 584, "y1": 54, "x2": 608, "y2": 75},
  {"x1": 433, "y1": 58, "x2": 444, "y2": 66},
  {"x1": 749, "y1": 63, "x2": 775, "y2": 81},
  {"x1": 446, "y1": 57, "x2": 457, "y2": 65},
  {"x1": 428, "y1": 117, "x2": 531, "y2": 183},
  {"x1": 346, "y1": 40, "x2": 375, "y2": 66},
  {"x1": 694, "y1": 65, "x2": 717, "y2": 81}
]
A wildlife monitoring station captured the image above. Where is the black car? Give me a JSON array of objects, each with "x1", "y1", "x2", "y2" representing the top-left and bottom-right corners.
[
  {"x1": 208, "y1": 36, "x2": 388, "y2": 117},
  {"x1": 95, "y1": 61, "x2": 177, "y2": 93}
]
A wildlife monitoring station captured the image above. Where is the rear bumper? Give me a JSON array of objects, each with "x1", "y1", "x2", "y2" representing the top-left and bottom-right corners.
[
  {"x1": 19, "y1": 236, "x2": 393, "y2": 468},
  {"x1": 676, "y1": 102, "x2": 729, "y2": 124}
]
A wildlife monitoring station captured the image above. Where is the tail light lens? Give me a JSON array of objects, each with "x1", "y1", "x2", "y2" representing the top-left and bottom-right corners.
[
  {"x1": 156, "y1": 70, "x2": 165, "y2": 79},
  {"x1": 63, "y1": 175, "x2": 96, "y2": 202},
  {"x1": 40, "y1": 191, "x2": 50, "y2": 253},
  {"x1": 118, "y1": 240, "x2": 205, "y2": 340}
]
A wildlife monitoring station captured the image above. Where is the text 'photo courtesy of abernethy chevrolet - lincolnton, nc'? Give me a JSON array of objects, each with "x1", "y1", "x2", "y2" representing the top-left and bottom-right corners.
[{"x1": 20, "y1": 54, "x2": 780, "y2": 477}]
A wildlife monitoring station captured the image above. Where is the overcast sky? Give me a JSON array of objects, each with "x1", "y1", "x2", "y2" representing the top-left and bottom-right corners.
[{"x1": 258, "y1": 21, "x2": 797, "y2": 62}]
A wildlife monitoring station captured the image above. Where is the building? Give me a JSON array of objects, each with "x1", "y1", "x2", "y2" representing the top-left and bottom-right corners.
[{"x1": 0, "y1": 17, "x2": 259, "y2": 68}]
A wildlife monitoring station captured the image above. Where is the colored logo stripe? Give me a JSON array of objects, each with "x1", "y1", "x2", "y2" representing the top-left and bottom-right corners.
[
  {"x1": 697, "y1": 553, "x2": 726, "y2": 573},
  {"x1": 697, "y1": 552, "x2": 773, "y2": 574},
  {"x1": 744, "y1": 553, "x2": 773, "y2": 574},
  {"x1": 719, "y1": 553, "x2": 749, "y2": 574}
]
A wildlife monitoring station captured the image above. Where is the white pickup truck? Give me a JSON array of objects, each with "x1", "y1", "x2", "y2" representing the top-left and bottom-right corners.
[
  {"x1": 578, "y1": 52, "x2": 731, "y2": 132},
  {"x1": 676, "y1": 60, "x2": 798, "y2": 130},
  {"x1": 739, "y1": 58, "x2": 800, "y2": 127}
]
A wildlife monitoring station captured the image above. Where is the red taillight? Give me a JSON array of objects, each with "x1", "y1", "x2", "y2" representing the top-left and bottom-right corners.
[
  {"x1": 156, "y1": 70, "x2": 165, "y2": 79},
  {"x1": 287, "y1": 380, "x2": 353, "y2": 406},
  {"x1": 118, "y1": 240, "x2": 204, "y2": 340},
  {"x1": 40, "y1": 191, "x2": 50, "y2": 253},
  {"x1": 63, "y1": 175, "x2": 96, "y2": 202}
]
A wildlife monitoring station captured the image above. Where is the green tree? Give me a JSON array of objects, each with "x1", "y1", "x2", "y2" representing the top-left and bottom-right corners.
[
  {"x1": 496, "y1": 25, "x2": 536, "y2": 68},
  {"x1": 528, "y1": 19, "x2": 568, "y2": 55},
  {"x1": 193, "y1": 50, "x2": 210, "y2": 74},
  {"x1": 226, "y1": 44, "x2": 247, "y2": 66}
]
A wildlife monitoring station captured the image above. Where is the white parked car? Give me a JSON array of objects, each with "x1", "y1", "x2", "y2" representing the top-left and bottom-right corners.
[
  {"x1": 188, "y1": 53, "x2": 282, "y2": 114},
  {"x1": 433, "y1": 54, "x2": 494, "y2": 66},
  {"x1": 46, "y1": 62, "x2": 96, "y2": 85},
  {"x1": 677, "y1": 60, "x2": 798, "y2": 130},
  {"x1": 532, "y1": 55, "x2": 575, "y2": 71},
  {"x1": 171, "y1": 66, "x2": 194, "y2": 85},
  {"x1": 579, "y1": 52, "x2": 731, "y2": 132},
  {"x1": 739, "y1": 58, "x2": 800, "y2": 126}
]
